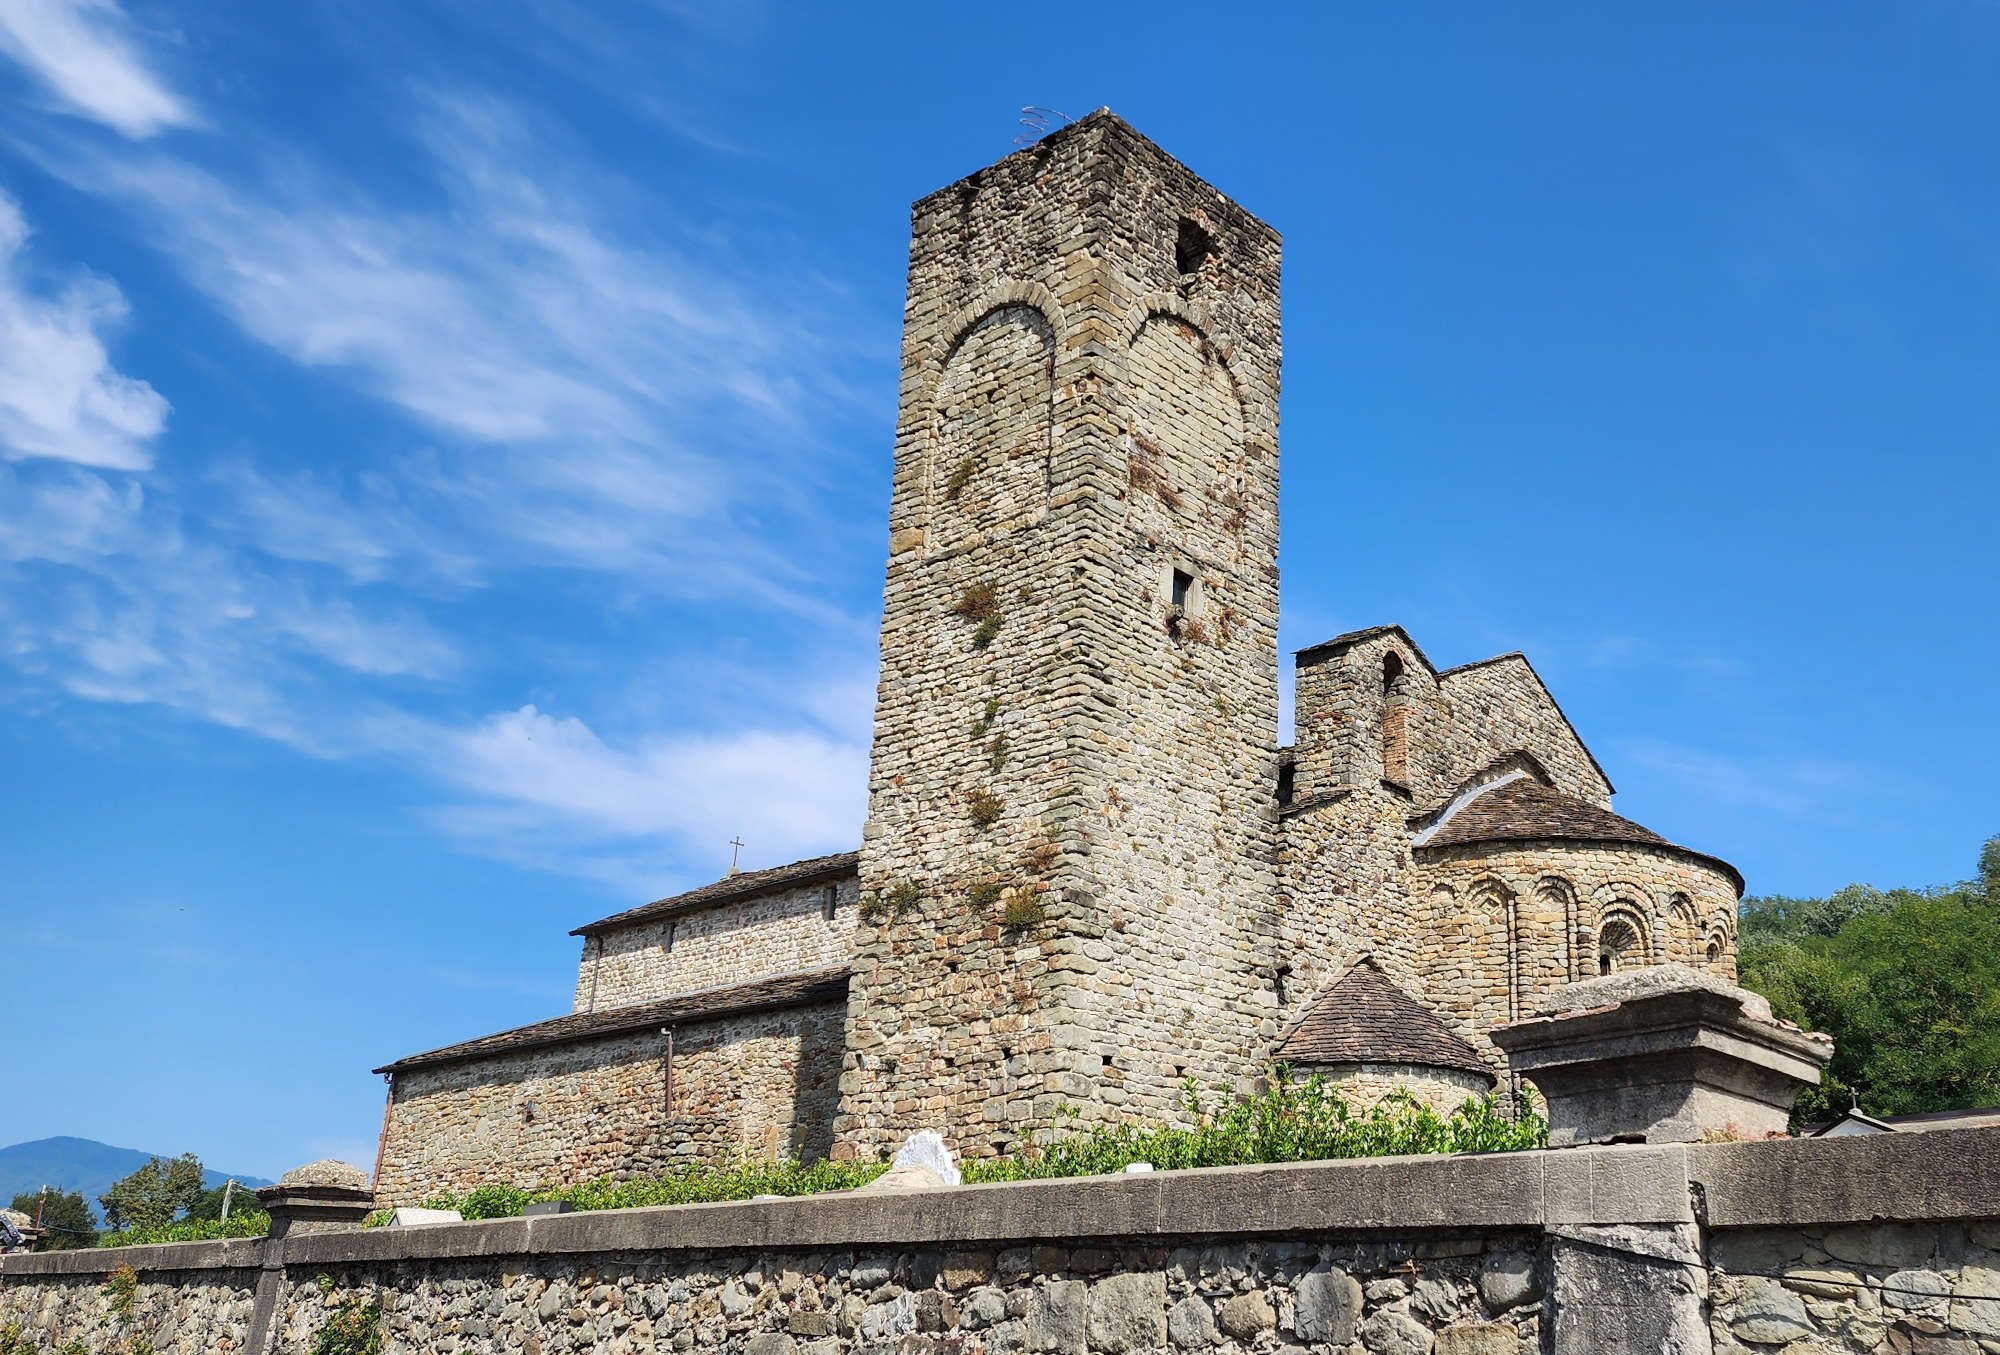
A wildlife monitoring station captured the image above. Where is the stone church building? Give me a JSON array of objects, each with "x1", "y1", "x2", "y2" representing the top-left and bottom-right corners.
[{"x1": 370, "y1": 112, "x2": 1742, "y2": 1205}]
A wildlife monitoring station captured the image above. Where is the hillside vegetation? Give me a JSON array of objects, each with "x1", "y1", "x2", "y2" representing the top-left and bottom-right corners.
[{"x1": 1738, "y1": 834, "x2": 2000, "y2": 1126}]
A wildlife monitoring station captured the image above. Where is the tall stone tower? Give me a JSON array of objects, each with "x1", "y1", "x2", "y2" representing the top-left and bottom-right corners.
[{"x1": 835, "y1": 112, "x2": 1283, "y2": 1161}]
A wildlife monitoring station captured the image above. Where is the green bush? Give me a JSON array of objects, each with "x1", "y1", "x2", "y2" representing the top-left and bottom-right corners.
[
  {"x1": 961, "y1": 1074, "x2": 1545, "y2": 1182},
  {"x1": 408, "y1": 1075, "x2": 1543, "y2": 1221},
  {"x1": 97, "y1": 1210, "x2": 270, "y2": 1248},
  {"x1": 415, "y1": 1159, "x2": 892, "y2": 1219}
]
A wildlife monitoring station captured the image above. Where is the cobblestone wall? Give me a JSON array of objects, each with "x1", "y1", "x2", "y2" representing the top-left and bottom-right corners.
[
  {"x1": 0, "y1": 1266, "x2": 257, "y2": 1355},
  {"x1": 1708, "y1": 1222, "x2": 2000, "y2": 1353},
  {"x1": 575, "y1": 878, "x2": 859, "y2": 1012},
  {"x1": 375, "y1": 999, "x2": 847, "y2": 1205},
  {"x1": 273, "y1": 1232, "x2": 1543, "y2": 1355},
  {"x1": 840, "y1": 109, "x2": 1284, "y2": 1162}
]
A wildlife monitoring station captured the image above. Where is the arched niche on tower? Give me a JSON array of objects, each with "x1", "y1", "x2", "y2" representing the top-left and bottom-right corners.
[
  {"x1": 923, "y1": 298, "x2": 1057, "y2": 557},
  {"x1": 1121, "y1": 303, "x2": 1248, "y2": 564}
]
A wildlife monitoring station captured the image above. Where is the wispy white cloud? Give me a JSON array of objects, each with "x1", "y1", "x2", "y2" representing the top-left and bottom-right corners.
[
  {"x1": 0, "y1": 460, "x2": 463, "y2": 749},
  {"x1": 29, "y1": 91, "x2": 883, "y2": 611},
  {"x1": 0, "y1": 30, "x2": 890, "y2": 896},
  {"x1": 0, "y1": 190, "x2": 167, "y2": 469},
  {"x1": 0, "y1": 0, "x2": 195, "y2": 137},
  {"x1": 384, "y1": 703, "x2": 868, "y2": 892}
]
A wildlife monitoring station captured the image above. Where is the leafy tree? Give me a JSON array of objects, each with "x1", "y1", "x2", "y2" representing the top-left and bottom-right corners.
[
  {"x1": 7, "y1": 1189, "x2": 94, "y2": 1250},
  {"x1": 1739, "y1": 833, "x2": 2000, "y2": 1126},
  {"x1": 98, "y1": 1154, "x2": 205, "y2": 1234},
  {"x1": 1739, "y1": 883, "x2": 1894, "y2": 945},
  {"x1": 187, "y1": 1181, "x2": 255, "y2": 1222}
]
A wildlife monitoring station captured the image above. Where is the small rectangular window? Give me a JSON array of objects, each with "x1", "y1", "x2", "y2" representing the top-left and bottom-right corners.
[
  {"x1": 1171, "y1": 569, "x2": 1193, "y2": 610},
  {"x1": 822, "y1": 886, "x2": 838, "y2": 922},
  {"x1": 664, "y1": 921, "x2": 677, "y2": 953}
]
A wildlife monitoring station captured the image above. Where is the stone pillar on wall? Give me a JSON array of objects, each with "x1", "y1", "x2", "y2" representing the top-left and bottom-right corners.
[
  {"x1": 253, "y1": 1159, "x2": 376, "y2": 1239},
  {"x1": 1492, "y1": 964, "x2": 1833, "y2": 1147},
  {"x1": 243, "y1": 1160, "x2": 376, "y2": 1355}
]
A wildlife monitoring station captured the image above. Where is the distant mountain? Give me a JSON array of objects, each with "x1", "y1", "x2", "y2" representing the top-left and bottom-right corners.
[{"x1": 0, "y1": 1137, "x2": 273, "y2": 1223}]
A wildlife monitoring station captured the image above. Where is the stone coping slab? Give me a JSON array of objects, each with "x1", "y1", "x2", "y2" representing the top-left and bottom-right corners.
[
  {"x1": 0, "y1": 1235, "x2": 267, "y2": 1276},
  {"x1": 7, "y1": 1129, "x2": 1996, "y2": 1279}
]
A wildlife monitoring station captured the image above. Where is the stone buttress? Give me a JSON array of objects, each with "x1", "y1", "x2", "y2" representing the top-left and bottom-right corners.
[{"x1": 835, "y1": 111, "x2": 1285, "y2": 1160}]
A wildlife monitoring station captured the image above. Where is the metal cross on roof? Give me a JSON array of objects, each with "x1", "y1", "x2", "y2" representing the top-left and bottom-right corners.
[{"x1": 729, "y1": 837, "x2": 745, "y2": 872}]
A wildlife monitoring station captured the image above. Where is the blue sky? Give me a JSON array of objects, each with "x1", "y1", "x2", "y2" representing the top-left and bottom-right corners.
[{"x1": 0, "y1": 1, "x2": 1994, "y2": 1181}]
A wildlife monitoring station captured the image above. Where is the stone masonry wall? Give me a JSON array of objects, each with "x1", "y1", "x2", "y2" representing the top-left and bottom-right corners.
[
  {"x1": 375, "y1": 999, "x2": 847, "y2": 1206},
  {"x1": 841, "y1": 110, "x2": 1284, "y2": 1162},
  {"x1": 1279, "y1": 623, "x2": 1735, "y2": 1084},
  {"x1": 0, "y1": 1266, "x2": 258, "y2": 1355},
  {"x1": 575, "y1": 878, "x2": 860, "y2": 1013},
  {"x1": 1708, "y1": 1221, "x2": 2000, "y2": 1353},
  {"x1": 1290, "y1": 632, "x2": 1611, "y2": 815},
  {"x1": 263, "y1": 1231, "x2": 1544, "y2": 1355},
  {"x1": 10, "y1": 1131, "x2": 2000, "y2": 1355},
  {"x1": 1429, "y1": 657, "x2": 1611, "y2": 811},
  {"x1": 1415, "y1": 838, "x2": 1740, "y2": 1062}
]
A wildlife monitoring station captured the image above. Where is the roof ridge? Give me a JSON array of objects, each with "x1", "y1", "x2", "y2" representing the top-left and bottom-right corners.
[
  {"x1": 374, "y1": 965, "x2": 852, "y2": 1075},
  {"x1": 572, "y1": 849, "x2": 860, "y2": 937}
]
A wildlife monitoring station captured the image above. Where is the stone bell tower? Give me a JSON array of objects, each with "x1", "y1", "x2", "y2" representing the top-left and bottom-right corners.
[{"x1": 834, "y1": 112, "x2": 1284, "y2": 1161}]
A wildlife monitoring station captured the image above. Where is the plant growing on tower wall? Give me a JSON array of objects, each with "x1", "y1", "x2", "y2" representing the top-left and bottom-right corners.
[
  {"x1": 861, "y1": 880, "x2": 924, "y2": 922},
  {"x1": 966, "y1": 789, "x2": 1005, "y2": 828},
  {"x1": 1002, "y1": 894, "x2": 1048, "y2": 930},
  {"x1": 951, "y1": 582, "x2": 1003, "y2": 649}
]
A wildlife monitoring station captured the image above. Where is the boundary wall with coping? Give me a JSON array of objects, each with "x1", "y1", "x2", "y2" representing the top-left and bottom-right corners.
[{"x1": 5, "y1": 1128, "x2": 1997, "y2": 1355}]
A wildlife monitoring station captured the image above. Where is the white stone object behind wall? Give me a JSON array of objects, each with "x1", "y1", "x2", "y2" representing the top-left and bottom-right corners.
[{"x1": 892, "y1": 1130, "x2": 962, "y2": 1187}]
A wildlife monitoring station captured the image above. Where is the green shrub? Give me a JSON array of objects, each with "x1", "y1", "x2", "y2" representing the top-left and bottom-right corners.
[
  {"x1": 103, "y1": 1263, "x2": 138, "y2": 1316},
  {"x1": 311, "y1": 1299, "x2": 381, "y2": 1355},
  {"x1": 1001, "y1": 895, "x2": 1047, "y2": 929},
  {"x1": 414, "y1": 1159, "x2": 891, "y2": 1219},
  {"x1": 966, "y1": 789, "x2": 1005, "y2": 827},
  {"x1": 405, "y1": 1076, "x2": 1543, "y2": 1226},
  {"x1": 97, "y1": 1211, "x2": 270, "y2": 1248},
  {"x1": 945, "y1": 459, "x2": 976, "y2": 499},
  {"x1": 961, "y1": 1074, "x2": 1546, "y2": 1183}
]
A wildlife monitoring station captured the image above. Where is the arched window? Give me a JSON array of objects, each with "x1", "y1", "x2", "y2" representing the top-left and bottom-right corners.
[
  {"x1": 1381, "y1": 651, "x2": 1411, "y2": 787},
  {"x1": 1597, "y1": 915, "x2": 1643, "y2": 974}
]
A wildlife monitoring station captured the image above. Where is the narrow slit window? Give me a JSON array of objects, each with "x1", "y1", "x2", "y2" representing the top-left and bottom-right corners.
[
  {"x1": 664, "y1": 921, "x2": 677, "y2": 953},
  {"x1": 1171, "y1": 569, "x2": 1193, "y2": 610},
  {"x1": 1176, "y1": 218, "x2": 1212, "y2": 275},
  {"x1": 822, "y1": 885, "x2": 838, "y2": 922}
]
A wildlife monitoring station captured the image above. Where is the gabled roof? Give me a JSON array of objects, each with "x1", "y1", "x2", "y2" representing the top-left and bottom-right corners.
[
  {"x1": 1410, "y1": 777, "x2": 1744, "y2": 894},
  {"x1": 1433, "y1": 650, "x2": 1615, "y2": 797},
  {"x1": 374, "y1": 967, "x2": 851, "y2": 1075},
  {"x1": 1272, "y1": 957, "x2": 1492, "y2": 1079},
  {"x1": 1294, "y1": 625, "x2": 1437, "y2": 675},
  {"x1": 572, "y1": 850, "x2": 859, "y2": 937}
]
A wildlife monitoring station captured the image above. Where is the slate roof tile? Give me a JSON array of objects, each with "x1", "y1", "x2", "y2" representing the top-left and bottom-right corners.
[{"x1": 1273, "y1": 957, "x2": 1492, "y2": 1079}]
